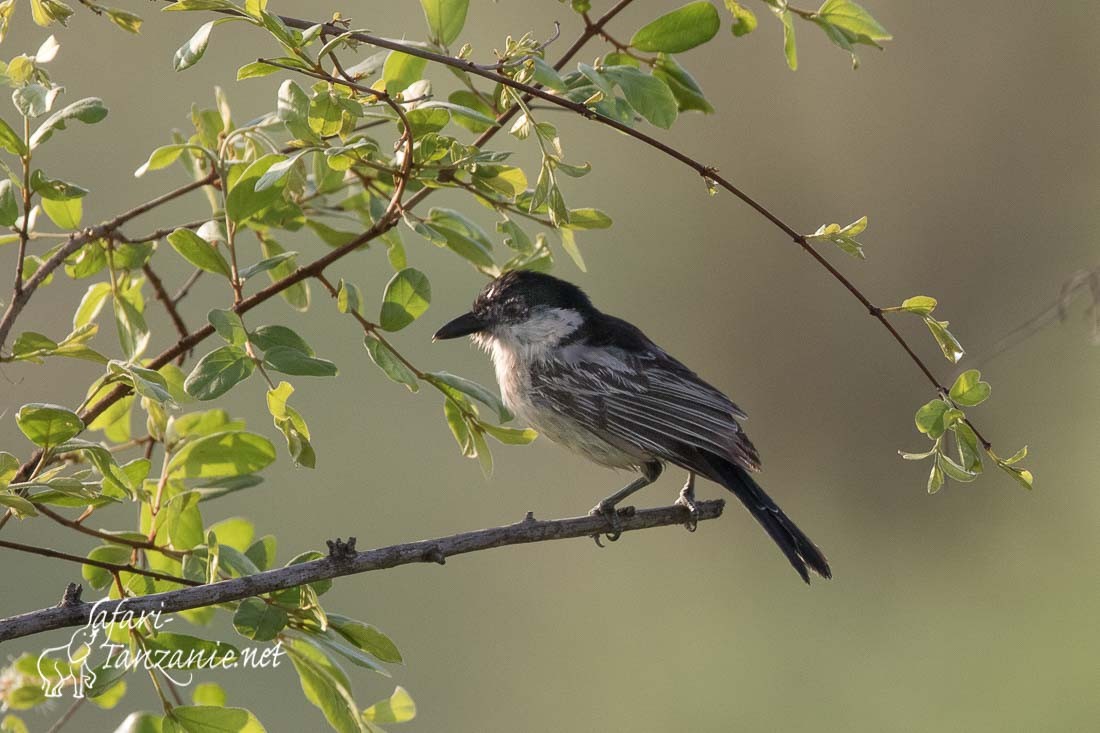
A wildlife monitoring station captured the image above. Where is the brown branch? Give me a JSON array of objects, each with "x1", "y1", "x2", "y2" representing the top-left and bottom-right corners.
[
  {"x1": 0, "y1": 538, "x2": 197, "y2": 587},
  {"x1": 0, "y1": 500, "x2": 723, "y2": 641},
  {"x1": 35, "y1": 504, "x2": 185, "y2": 559},
  {"x1": 142, "y1": 263, "x2": 191, "y2": 364}
]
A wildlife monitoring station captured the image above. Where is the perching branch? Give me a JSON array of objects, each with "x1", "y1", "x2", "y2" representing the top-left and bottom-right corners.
[{"x1": 0, "y1": 500, "x2": 723, "y2": 642}]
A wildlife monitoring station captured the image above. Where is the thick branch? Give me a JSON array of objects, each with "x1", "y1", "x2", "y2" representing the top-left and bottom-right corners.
[{"x1": 0, "y1": 500, "x2": 723, "y2": 641}]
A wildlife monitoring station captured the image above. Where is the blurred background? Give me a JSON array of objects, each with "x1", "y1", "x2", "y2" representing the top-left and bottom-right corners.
[{"x1": 1, "y1": 1, "x2": 1098, "y2": 731}]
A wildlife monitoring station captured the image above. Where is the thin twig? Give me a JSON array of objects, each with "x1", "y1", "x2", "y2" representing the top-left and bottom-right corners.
[
  {"x1": 0, "y1": 538, "x2": 197, "y2": 586},
  {"x1": 45, "y1": 697, "x2": 85, "y2": 733},
  {"x1": 143, "y1": 263, "x2": 191, "y2": 364},
  {"x1": 0, "y1": 500, "x2": 724, "y2": 641}
]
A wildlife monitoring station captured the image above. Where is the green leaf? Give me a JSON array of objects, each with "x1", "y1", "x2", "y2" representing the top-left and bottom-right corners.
[
  {"x1": 481, "y1": 422, "x2": 537, "y2": 445},
  {"x1": 382, "y1": 50, "x2": 427, "y2": 94},
  {"x1": 423, "y1": 208, "x2": 495, "y2": 269},
  {"x1": 725, "y1": 0, "x2": 757, "y2": 36},
  {"x1": 41, "y1": 197, "x2": 82, "y2": 229},
  {"x1": 262, "y1": 346, "x2": 337, "y2": 377},
  {"x1": 29, "y1": 97, "x2": 108, "y2": 149},
  {"x1": 16, "y1": 403, "x2": 83, "y2": 447},
  {"x1": 226, "y1": 154, "x2": 287, "y2": 223},
  {"x1": 0, "y1": 180, "x2": 18, "y2": 227},
  {"x1": 134, "y1": 144, "x2": 191, "y2": 177},
  {"x1": 208, "y1": 309, "x2": 247, "y2": 346},
  {"x1": 601, "y1": 66, "x2": 678, "y2": 129},
  {"x1": 652, "y1": 54, "x2": 713, "y2": 113},
  {"x1": 238, "y1": 251, "x2": 297, "y2": 280},
  {"x1": 237, "y1": 60, "x2": 280, "y2": 80},
  {"x1": 168, "y1": 228, "x2": 231, "y2": 278},
  {"x1": 923, "y1": 316, "x2": 965, "y2": 363},
  {"x1": 362, "y1": 686, "x2": 416, "y2": 725},
  {"x1": 336, "y1": 280, "x2": 362, "y2": 316},
  {"x1": 266, "y1": 382, "x2": 315, "y2": 468},
  {"x1": 0, "y1": 494, "x2": 39, "y2": 518},
  {"x1": 0, "y1": 117, "x2": 26, "y2": 156},
  {"x1": 233, "y1": 597, "x2": 287, "y2": 641},
  {"x1": 914, "y1": 399, "x2": 950, "y2": 439},
  {"x1": 167, "y1": 706, "x2": 265, "y2": 733},
  {"x1": 191, "y1": 683, "x2": 227, "y2": 708},
  {"x1": 327, "y1": 615, "x2": 403, "y2": 663},
  {"x1": 997, "y1": 462, "x2": 1033, "y2": 490},
  {"x1": 949, "y1": 369, "x2": 991, "y2": 407},
  {"x1": 307, "y1": 91, "x2": 344, "y2": 137},
  {"x1": 0, "y1": 452, "x2": 20, "y2": 487},
  {"x1": 259, "y1": 237, "x2": 310, "y2": 311},
  {"x1": 561, "y1": 208, "x2": 612, "y2": 230},
  {"x1": 108, "y1": 297, "x2": 147, "y2": 368},
  {"x1": 173, "y1": 20, "x2": 214, "y2": 71},
  {"x1": 630, "y1": 2, "x2": 720, "y2": 53},
  {"x1": 276, "y1": 79, "x2": 314, "y2": 141},
  {"x1": 255, "y1": 149, "x2": 313, "y2": 191},
  {"x1": 184, "y1": 345, "x2": 255, "y2": 400},
  {"x1": 167, "y1": 430, "x2": 277, "y2": 479},
  {"x1": 285, "y1": 638, "x2": 363, "y2": 733},
  {"x1": 426, "y1": 371, "x2": 511, "y2": 422},
  {"x1": 443, "y1": 398, "x2": 473, "y2": 455},
  {"x1": 82, "y1": 544, "x2": 130, "y2": 588},
  {"x1": 952, "y1": 422, "x2": 983, "y2": 473},
  {"x1": 419, "y1": 0, "x2": 468, "y2": 46},
  {"x1": 363, "y1": 335, "x2": 419, "y2": 392},
  {"x1": 927, "y1": 460, "x2": 944, "y2": 494},
  {"x1": 937, "y1": 452, "x2": 977, "y2": 483},
  {"x1": 379, "y1": 268, "x2": 431, "y2": 331},
  {"x1": 106, "y1": 8, "x2": 143, "y2": 33},
  {"x1": 815, "y1": 0, "x2": 891, "y2": 45},
  {"x1": 249, "y1": 324, "x2": 313, "y2": 354},
  {"x1": 807, "y1": 216, "x2": 867, "y2": 258},
  {"x1": 163, "y1": 491, "x2": 204, "y2": 549},
  {"x1": 890, "y1": 295, "x2": 937, "y2": 316},
  {"x1": 245, "y1": 534, "x2": 277, "y2": 570},
  {"x1": 777, "y1": 6, "x2": 797, "y2": 70}
]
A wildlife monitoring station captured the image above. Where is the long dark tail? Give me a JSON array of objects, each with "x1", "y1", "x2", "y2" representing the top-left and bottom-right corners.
[{"x1": 704, "y1": 455, "x2": 831, "y2": 583}]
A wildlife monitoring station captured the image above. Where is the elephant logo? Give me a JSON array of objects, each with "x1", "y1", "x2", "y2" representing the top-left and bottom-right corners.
[{"x1": 36, "y1": 605, "x2": 105, "y2": 698}]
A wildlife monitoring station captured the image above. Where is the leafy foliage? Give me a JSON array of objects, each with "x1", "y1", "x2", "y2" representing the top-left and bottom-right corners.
[{"x1": 0, "y1": 2, "x2": 1030, "y2": 731}]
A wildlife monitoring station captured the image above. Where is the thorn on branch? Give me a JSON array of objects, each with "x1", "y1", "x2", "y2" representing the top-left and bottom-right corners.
[
  {"x1": 522, "y1": 511, "x2": 537, "y2": 524},
  {"x1": 58, "y1": 582, "x2": 83, "y2": 608},
  {"x1": 326, "y1": 536, "x2": 357, "y2": 560}
]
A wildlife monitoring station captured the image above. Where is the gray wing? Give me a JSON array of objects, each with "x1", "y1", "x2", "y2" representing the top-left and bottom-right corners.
[{"x1": 528, "y1": 347, "x2": 761, "y2": 471}]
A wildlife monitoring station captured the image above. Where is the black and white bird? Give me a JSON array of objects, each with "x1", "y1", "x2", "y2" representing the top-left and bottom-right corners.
[{"x1": 433, "y1": 270, "x2": 831, "y2": 583}]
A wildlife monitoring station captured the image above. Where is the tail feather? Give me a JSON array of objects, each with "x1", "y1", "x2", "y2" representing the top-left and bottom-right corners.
[{"x1": 704, "y1": 456, "x2": 831, "y2": 583}]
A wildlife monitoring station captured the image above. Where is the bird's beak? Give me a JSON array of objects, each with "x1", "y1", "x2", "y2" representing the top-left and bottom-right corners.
[{"x1": 433, "y1": 311, "x2": 485, "y2": 341}]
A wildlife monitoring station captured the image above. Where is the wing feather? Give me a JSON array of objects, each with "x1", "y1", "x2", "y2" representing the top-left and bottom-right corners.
[{"x1": 529, "y1": 349, "x2": 760, "y2": 471}]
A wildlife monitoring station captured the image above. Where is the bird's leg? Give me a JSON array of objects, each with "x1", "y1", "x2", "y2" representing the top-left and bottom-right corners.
[
  {"x1": 589, "y1": 462, "x2": 663, "y2": 544},
  {"x1": 675, "y1": 472, "x2": 698, "y2": 532}
]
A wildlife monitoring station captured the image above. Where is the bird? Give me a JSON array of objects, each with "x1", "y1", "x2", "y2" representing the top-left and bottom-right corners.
[{"x1": 433, "y1": 269, "x2": 831, "y2": 583}]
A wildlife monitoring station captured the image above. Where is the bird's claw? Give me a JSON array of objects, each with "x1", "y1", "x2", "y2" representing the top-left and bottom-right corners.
[
  {"x1": 588, "y1": 501, "x2": 632, "y2": 545},
  {"x1": 675, "y1": 490, "x2": 698, "y2": 533}
]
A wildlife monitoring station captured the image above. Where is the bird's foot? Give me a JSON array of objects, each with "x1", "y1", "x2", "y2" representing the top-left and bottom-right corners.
[
  {"x1": 675, "y1": 479, "x2": 698, "y2": 533},
  {"x1": 588, "y1": 501, "x2": 634, "y2": 546}
]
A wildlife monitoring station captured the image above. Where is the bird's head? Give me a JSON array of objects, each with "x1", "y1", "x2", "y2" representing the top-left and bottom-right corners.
[{"x1": 433, "y1": 270, "x2": 594, "y2": 349}]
